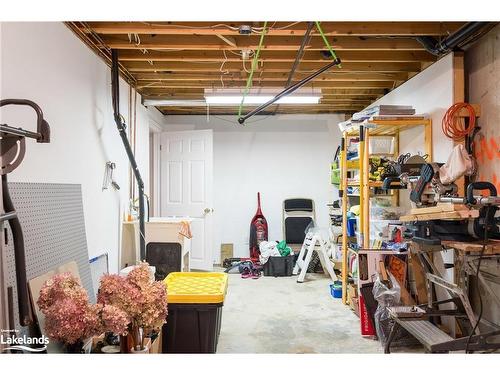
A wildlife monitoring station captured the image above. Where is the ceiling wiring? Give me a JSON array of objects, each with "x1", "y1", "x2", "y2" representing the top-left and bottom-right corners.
[
  {"x1": 71, "y1": 21, "x2": 473, "y2": 115},
  {"x1": 139, "y1": 21, "x2": 302, "y2": 34},
  {"x1": 219, "y1": 49, "x2": 230, "y2": 88},
  {"x1": 242, "y1": 59, "x2": 252, "y2": 74},
  {"x1": 140, "y1": 22, "x2": 240, "y2": 30}
]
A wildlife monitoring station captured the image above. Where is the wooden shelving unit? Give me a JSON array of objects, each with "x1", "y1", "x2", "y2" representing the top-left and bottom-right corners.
[{"x1": 339, "y1": 118, "x2": 433, "y2": 306}]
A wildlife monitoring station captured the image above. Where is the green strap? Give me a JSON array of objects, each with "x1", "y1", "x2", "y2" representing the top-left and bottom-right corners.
[
  {"x1": 315, "y1": 21, "x2": 342, "y2": 68},
  {"x1": 238, "y1": 21, "x2": 268, "y2": 117}
]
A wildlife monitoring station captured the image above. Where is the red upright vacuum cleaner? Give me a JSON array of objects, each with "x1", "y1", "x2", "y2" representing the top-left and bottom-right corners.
[{"x1": 249, "y1": 192, "x2": 268, "y2": 260}]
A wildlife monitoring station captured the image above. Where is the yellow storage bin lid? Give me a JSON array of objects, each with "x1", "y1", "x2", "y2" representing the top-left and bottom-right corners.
[{"x1": 164, "y1": 272, "x2": 228, "y2": 304}]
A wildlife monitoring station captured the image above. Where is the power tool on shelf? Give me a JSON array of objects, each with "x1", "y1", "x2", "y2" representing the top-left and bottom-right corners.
[{"x1": 409, "y1": 181, "x2": 500, "y2": 245}]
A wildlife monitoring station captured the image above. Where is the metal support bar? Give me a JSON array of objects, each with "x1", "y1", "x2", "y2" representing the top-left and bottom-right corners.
[
  {"x1": 432, "y1": 329, "x2": 500, "y2": 352},
  {"x1": 0, "y1": 124, "x2": 41, "y2": 140},
  {"x1": 1, "y1": 174, "x2": 32, "y2": 326},
  {"x1": 272, "y1": 22, "x2": 314, "y2": 115},
  {"x1": 0, "y1": 99, "x2": 50, "y2": 143},
  {"x1": 426, "y1": 272, "x2": 478, "y2": 329},
  {"x1": 0, "y1": 211, "x2": 17, "y2": 222},
  {"x1": 285, "y1": 22, "x2": 314, "y2": 88},
  {"x1": 111, "y1": 50, "x2": 146, "y2": 261},
  {"x1": 238, "y1": 57, "x2": 341, "y2": 124}
]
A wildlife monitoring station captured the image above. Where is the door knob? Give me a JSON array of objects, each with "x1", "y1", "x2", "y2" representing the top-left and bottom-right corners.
[{"x1": 204, "y1": 208, "x2": 212, "y2": 214}]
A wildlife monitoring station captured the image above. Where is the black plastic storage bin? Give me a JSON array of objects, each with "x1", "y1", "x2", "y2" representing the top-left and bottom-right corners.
[
  {"x1": 263, "y1": 255, "x2": 295, "y2": 277},
  {"x1": 162, "y1": 302, "x2": 223, "y2": 353}
]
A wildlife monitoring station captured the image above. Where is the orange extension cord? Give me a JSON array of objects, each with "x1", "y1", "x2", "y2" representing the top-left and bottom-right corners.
[{"x1": 442, "y1": 102, "x2": 477, "y2": 141}]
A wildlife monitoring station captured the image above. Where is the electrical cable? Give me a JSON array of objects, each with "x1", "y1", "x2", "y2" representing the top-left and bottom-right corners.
[
  {"x1": 315, "y1": 22, "x2": 342, "y2": 68},
  {"x1": 219, "y1": 49, "x2": 229, "y2": 88},
  {"x1": 140, "y1": 22, "x2": 239, "y2": 31},
  {"x1": 238, "y1": 21, "x2": 268, "y2": 117},
  {"x1": 139, "y1": 21, "x2": 301, "y2": 33},
  {"x1": 442, "y1": 102, "x2": 476, "y2": 141},
  {"x1": 465, "y1": 216, "x2": 489, "y2": 353}
]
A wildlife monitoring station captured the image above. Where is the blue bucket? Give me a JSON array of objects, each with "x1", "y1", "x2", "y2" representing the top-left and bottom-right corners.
[{"x1": 330, "y1": 281, "x2": 342, "y2": 299}]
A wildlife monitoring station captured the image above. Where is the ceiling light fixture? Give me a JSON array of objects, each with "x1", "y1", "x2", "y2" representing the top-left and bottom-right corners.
[
  {"x1": 142, "y1": 89, "x2": 322, "y2": 107},
  {"x1": 204, "y1": 88, "x2": 321, "y2": 106},
  {"x1": 204, "y1": 95, "x2": 320, "y2": 105}
]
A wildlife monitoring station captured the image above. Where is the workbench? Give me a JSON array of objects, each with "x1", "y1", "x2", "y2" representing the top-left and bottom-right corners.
[
  {"x1": 444, "y1": 240, "x2": 500, "y2": 322},
  {"x1": 385, "y1": 239, "x2": 500, "y2": 353}
]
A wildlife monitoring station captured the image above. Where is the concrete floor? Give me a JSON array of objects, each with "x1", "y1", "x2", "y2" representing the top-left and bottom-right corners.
[{"x1": 217, "y1": 272, "x2": 383, "y2": 353}]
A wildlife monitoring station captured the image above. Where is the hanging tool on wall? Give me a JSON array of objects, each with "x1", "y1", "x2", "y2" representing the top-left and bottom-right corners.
[
  {"x1": 102, "y1": 161, "x2": 120, "y2": 191},
  {"x1": 238, "y1": 22, "x2": 341, "y2": 125},
  {"x1": 111, "y1": 50, "x2": 146, "y2": 260},
  {"x1": 1, "y1": 99, "x2": 51, "y2": 327}
]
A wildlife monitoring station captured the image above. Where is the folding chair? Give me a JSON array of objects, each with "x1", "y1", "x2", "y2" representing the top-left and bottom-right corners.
[{"x1": 282, "y1": 198, "x2": 315, "y2": 253}]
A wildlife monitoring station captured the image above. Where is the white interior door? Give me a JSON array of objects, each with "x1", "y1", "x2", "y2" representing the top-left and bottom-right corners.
[{"x1": 160, "y1": 130, "x2": 213, "y2": 270}]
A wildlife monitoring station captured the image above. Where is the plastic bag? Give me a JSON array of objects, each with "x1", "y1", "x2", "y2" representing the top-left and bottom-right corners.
[
  {"x1": 372, "y1": 273, "x2": 401, "y2": 345},
  {"x1": 259, "y1": 241, "x2": 280, "y2": 264},
  {"x1": 439, "y1": 144, "x2": 475, "y2": 184},
  {"x1": 276, "y1": 240, "x2": 292, "y2": 257}
]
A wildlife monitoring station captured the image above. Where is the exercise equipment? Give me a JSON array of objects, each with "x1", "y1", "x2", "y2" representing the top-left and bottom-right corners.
[{"x1": 1, "y1": 99, "x2": 51, "y2": 328}]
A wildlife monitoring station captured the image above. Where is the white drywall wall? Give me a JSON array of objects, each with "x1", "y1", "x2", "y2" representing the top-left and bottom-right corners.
[
  {"x1": 367, "y1": 53, "x2": 458, "y2": 333},
  {"x1": 369, "y1": 52, "x2": 455, "y2": 163},
  {"x1": 161, "y1": 114, "x2": 343, "y2": 260},
  {"x1": 367, "y1": 53, "x2": 456, "y2": 214},
  {"x1": 0, "y1": 22, "x2": 163, "y2": 273}
]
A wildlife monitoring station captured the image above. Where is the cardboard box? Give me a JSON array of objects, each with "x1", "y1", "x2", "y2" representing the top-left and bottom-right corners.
[
  {"x1": 220, "y1": 243, "x2": 233, "y2": 265},
  {"x1": 348, "y1": 283, "x2": 358, "y2": 299},
  {"x1": 350, "y1": 296, "x2": 360, "y2": 317}
]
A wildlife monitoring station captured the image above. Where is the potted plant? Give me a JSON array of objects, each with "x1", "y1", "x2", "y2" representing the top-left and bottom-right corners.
[
  {"x1": 37, "y1": 273, "x2": 103, "y2": 353},
  {"x1": 97, "y1": 262, "x2": 168, "y2": 353}
]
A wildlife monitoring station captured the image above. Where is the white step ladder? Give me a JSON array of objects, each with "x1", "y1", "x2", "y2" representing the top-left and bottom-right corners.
[{"x1": 293, "y1": 232, "x2": 337, "y2": 283}]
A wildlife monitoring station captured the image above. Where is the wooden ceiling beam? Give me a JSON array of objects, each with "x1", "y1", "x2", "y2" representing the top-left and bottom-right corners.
[
  {"x1": 117, "y1": 50, "x2": 436, "y2": 63},
  {"x1": 159, "y1": 105, "x2": 366, "y2": 111},
  {"x1": 81, "y1": 22, "x2": 464, "y2": 37},
  {"x1": 125, "y1": 61, "x2": 421, "y2": 73},
  {"x1": 143, "y1": 96, "x2": 372, "y2": 104},
  {"x1": 99, "y1": 35, "x2": 426, "y2": 51},
  {"x1": 134, "y1": 72, "x2": 408, "y2": 82},
  {"x1": 140, "y1": 88, "x2": 387, "y2": 96},
  {"x1": 159, "y1": 107, "x2": 366, "y2": 115},
  {"x1": 71, "y1": 21, "x2": 462, "y2": 116},
  {"x1": 136, "y1": 80, "x2": 395, "y2": 89}
]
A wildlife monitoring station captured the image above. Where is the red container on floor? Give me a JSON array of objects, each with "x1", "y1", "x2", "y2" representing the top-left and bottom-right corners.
[
  {"x1": 249, "y1": 192, "x2": 268, "y2": 260},
  {"x1": 359, "y1": 295, "x2": 376, "y2": 336}
]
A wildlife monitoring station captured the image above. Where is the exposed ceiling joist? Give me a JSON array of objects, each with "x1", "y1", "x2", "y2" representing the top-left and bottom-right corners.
[
  {"x1": 80, "y1": 22, "x2": 464, "y2": 37},
  {"x1": 137, "y1": 81, "x2": 396, "y2": 89},
  {"x1": 99, "y1": 35, "x2": 427, "y2": 51},
  {"x1": 66, "y1": 21, "x2": 468, "y2": 115},
  {"x1": 124, "y1": 61, "x2": 421, "y2": 73},
  {"x1": 116, "y1": 50, "x2": 436, "y2": 63},
  {"x1": 134, "y1": 72, "x2": 409, "y2": 82}
]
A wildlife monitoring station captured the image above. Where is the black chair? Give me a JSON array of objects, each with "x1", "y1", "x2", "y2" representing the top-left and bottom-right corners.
[{"x1": 282, "y1": 198, "x2": 316, "y2": 251}]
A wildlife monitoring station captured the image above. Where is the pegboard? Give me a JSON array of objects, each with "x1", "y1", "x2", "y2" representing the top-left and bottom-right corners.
[{"x1": 4, "y1": 183, "x2": 94, "y2": 331}]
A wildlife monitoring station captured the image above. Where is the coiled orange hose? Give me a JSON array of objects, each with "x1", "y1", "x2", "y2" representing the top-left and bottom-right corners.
[{"x1": 442, "y1": 102, "x2": 476, "y2": 141}]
